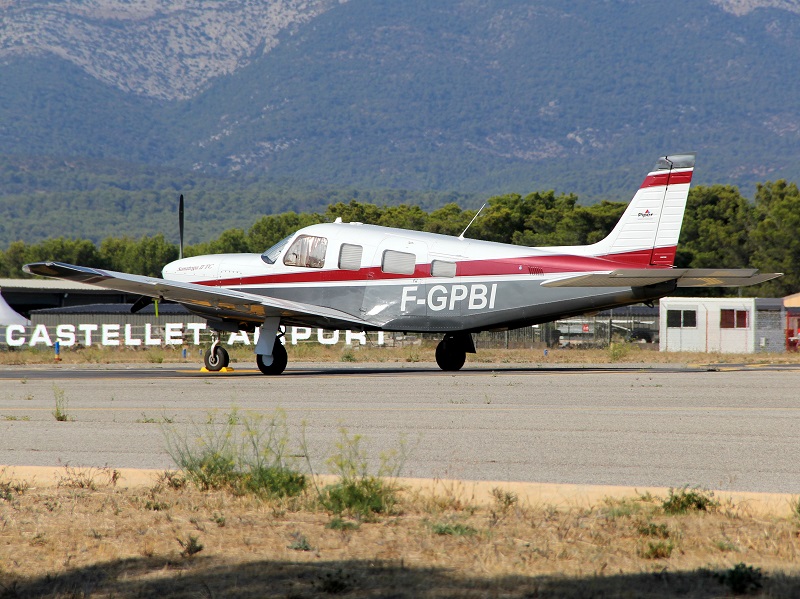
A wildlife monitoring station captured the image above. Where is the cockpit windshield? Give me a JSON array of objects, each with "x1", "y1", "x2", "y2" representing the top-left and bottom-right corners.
[{"x1": 261, "y1": 235, "x2": 292, "y2": 264}]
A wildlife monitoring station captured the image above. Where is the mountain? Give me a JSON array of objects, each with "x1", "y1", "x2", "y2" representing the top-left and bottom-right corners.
[{"x1": 2, "y1": 0, "x2": 800, "y2": 244}]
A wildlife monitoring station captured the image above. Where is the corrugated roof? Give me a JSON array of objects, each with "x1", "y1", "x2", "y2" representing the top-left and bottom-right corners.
[{"x1": 0, "y1": 278, "x2": 108, "y2": 291}]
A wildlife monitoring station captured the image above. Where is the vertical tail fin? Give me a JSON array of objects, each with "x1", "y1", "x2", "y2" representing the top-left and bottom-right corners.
[{"x1": 591, "y1": 153, "x2": 695, "y2": 266}]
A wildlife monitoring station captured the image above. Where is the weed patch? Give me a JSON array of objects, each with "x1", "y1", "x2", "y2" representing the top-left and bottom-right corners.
[
  {"x1": 0, "y1": 469, "x2": 28, "y2": 502},
  {"x1": 637, "y1": 522, "x2": 670, "y2": 539},
  {"x1": 430, "y1": 522, "x2": 478, "y2": 536},
  {"x1": 164, "y1": 409, "x2": 306, "y2": 498},
  {"x1": 715, "y1": 563, "x2": 764, "y2": 594},
  {"x1": 57, "y1": 466, "x2": 120, "y2": 490},
  {"x1": 52, "y1": 384, "x2": 71, "y2": 421},
  {"x1": 177, "y1": 534, "x2": 203, "y2": 557},
  {"x1": 315, "y1": 568, "x2": 355, "y2": 594},
  {"x1": 639, "y1": 540, "x2": 674, "y2": 559},
  {"x1": 316, "y1": 429, "x2": 404, "y2": 518},
  {"x1": 287, "y1": 532, "x2": 313, "y2": 551},
  {"x1": 662, "y1": 486, "x2": 719, "y2": 515},
  {"x1": 326, "y1": 517, "x2": 360, "y2": 531}
]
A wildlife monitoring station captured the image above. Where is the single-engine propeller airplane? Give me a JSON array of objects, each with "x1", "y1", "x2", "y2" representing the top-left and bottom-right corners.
[{"x1": 24, "y1": 153, "x2": 780, "y2": 374}]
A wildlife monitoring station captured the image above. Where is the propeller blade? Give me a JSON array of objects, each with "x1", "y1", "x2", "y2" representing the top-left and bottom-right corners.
[{"x1": 179, "y1": 194, "x2": 185, "y2": 260}]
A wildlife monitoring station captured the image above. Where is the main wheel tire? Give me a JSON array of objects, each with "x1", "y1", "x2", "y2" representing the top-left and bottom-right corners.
[
  {"x1": 256, "y1": 342, "x2": 288, "y2": 375},
  {"x1": 435, "y1": 339, "x2": 466, "y2": 371},
  {"x1": 204, "y1": 346, "x2": 229, "y2": 371}
]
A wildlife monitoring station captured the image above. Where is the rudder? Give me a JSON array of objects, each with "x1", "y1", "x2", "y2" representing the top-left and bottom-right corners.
[{"x1": 590, "y1": 153, "x2": 695, "y2": 266}]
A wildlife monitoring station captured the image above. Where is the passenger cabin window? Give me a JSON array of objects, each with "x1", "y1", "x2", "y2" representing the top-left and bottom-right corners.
[
  {"x1": 283, "y1": 235, "x2": 327, "y2": 268},
  {"x1": 338, "y1": 244, "x2": 363, "y2": 270},
  {"x1": 430, "y1": 260, "x2": 456, "y2": 278},
  {"x1": 382, "y1": 250, "x2": 416, "y2": 275},
  {"x1": 667, "y1": 309, "x2": 697, "y2": 328},
  {"x1": 720, "y1": 309, "x2": 748, "y2": 329}
]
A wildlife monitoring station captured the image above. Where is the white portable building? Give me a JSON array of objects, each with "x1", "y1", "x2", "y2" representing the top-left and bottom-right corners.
[{"x1": 659, "y1": 297, "x2": 785, "y2": 353}]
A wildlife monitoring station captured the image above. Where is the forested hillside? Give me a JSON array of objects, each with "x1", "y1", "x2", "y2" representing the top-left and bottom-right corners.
[
  {"x1": 2, "y1": 0, "x2": 800, "y2": 212},
  {"x1": 0, "y1": 156, "x2": 477, "y2": 247},
  {"x1": 5, "y1": 182, "x2": 800, "y2": 298}
]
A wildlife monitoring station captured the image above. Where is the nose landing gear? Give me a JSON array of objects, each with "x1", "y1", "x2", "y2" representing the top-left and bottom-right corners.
[{"x1": 203, "y1": 337, "x2": 230, "y2": 371}]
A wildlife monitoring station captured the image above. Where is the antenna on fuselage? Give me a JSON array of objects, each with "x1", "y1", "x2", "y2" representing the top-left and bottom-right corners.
[
  {"x1": 458, "y1": 203, "x2": 487, "y2": 240},
  {"x1": 178, "y1": 194, "x2": 185, "y2": 260}
]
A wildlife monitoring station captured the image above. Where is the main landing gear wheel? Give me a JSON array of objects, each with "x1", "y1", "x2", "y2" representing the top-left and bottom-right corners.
[
  {"x1": 256, "y1": 342, "x2": 288, "y2": 375},
  {"x1": 435, "y1": 338, "x2": 466, "y2": 372},
  {"x1": 204, "y1": 346, "x2": 230, "y2": 371}
]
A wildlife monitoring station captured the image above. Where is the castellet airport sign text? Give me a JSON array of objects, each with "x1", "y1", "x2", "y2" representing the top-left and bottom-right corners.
[{"x1": 3, "y1": 323, "x2": 383, "y2": 347}]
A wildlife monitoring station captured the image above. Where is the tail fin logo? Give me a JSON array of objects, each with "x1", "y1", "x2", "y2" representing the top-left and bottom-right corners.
[{"x1": 637, "y1": 209, "x2": 655, "y2": 219}]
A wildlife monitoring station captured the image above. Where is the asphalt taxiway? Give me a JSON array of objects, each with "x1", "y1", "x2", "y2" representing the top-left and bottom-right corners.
[{"x1": 1, "y1": 362, "x2": 799, "y2": 494}]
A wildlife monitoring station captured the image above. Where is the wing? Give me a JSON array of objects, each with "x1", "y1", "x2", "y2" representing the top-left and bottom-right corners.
[
  {"x1": 23, "y1": 262, "x2": 370, "y2": 328},
  {"x1": 541, "y1": 268, "x2": 782, "y2": 288}
]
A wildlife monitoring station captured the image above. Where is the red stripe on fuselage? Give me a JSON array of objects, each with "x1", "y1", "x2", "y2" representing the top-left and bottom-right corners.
[
  {"x1": 196, "y1": 246, "x2": 676, "y2": 287},
  {"x1": 640, "y1": 169, "x2": 693, "y2": 189}
]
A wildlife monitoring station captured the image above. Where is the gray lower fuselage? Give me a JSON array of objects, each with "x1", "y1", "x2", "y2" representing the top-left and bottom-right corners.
[{"x1": 187, "y1": 278, "x2": 676, "y2": 334}]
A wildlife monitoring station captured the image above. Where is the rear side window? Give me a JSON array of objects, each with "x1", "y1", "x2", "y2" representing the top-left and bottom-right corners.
[
  {"x1": 283, "y1": 235, "x2": 327, "y2": 268},
  {"x1": 338, "y1": 244, "x2": 363, "y2": 270},
  {"x1": 430, "y1": 260, "x2": 456, "y2": 278},
  {"x1": 382, "y1": 250, "x2": 416, "y2": 275}
]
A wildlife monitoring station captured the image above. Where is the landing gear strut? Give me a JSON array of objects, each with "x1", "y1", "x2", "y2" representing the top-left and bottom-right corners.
[
  {"x1": 203, "y1": 337, "x2": 230, "y2": 372},
  {"x1": 435, "y1": 333, "x2": 475, "y2": 372}
]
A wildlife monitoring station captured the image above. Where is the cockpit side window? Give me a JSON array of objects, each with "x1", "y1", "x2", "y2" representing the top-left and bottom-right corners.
[
  {"x1": 261, "y1": 235, "x2": 292, "y2": 264},
  {"x1": 283, "y1": 235, "x2": 328, "y2": 268}
]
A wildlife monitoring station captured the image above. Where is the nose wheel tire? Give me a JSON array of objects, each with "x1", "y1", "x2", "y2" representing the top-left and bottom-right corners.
[
  {"x1": 435, "y1": 338, "x2": 466, "y2": 371},
  {"x1": 256, "y1": 342, "x2": 288, "y2": 375},
  {"x1": 204, "y1": 346, "x2": 230, "y2": 371}
]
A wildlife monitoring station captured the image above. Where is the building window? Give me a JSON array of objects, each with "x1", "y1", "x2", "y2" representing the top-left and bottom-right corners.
[
  {"x1": 720, "y1": 309, "x2": 748, "y2": 329},
  {"x1": 338, "y1": 244, "x2": 363, "y2": 270},
  {"x1": 283, "y1": 235, "x2": 327, "y2": 268},
  {"x1": 667, "y1": 309, "x2": 697, "y2": 328},
  {"x1": 382, "y1": 250, "x2": 416, "y2": 275}
]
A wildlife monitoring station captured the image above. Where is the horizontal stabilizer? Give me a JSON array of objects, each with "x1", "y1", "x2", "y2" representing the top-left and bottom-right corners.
[{"x1": 541, "y1": 268, "x2": 781, "y2": 288}]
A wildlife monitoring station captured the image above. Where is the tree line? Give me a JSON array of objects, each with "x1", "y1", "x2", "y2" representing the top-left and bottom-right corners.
[{"x1": 2, "y1": 181, "x2": 799, "y2": 297}]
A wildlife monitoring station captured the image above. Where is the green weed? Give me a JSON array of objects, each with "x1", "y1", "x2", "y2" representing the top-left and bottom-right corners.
[
  {"x1": 662, "y1": 486, "x2": 719, "y2": 514},
  {"x1": 431, "y1": 522, "x2": 478, "y2": 536},
  {"x1": 326, "y1": 517, "x2": 360, "y2": 531},
  {"x1": 0, "y1": 469, "x2": 28, "y2": 502},
  {"x1": 164, "y1": 409, "x2": 306, "y2": 498},
  {"x1": 315, "y1": 568, "x2": 354, "y2": 594},
  {"x1": 317, "y1": 429, "x2": 405, "y2": 518},
  {"x1": 52, "y1": 384, "x2": 70, "y2": 421},
  {"x1": 602, "y1": 497, "x2": 644, "y2": 520},
  {"x1": 288, "y1": 533, "x2": 313, "y2": 551},
  {"x1": 714, "y1": 563, "x2": 764, "y2": 594},
  {"x1": 608, "y1": 342, "x2": 630, "y2": 362},
  {"x1": 177, "y1": 534, "x2": 203, "y2": 557},
  {"x1": 637, "y1": 522, "x2": 670, "y2": 539},
  {"x1": 639, "y1": 540, "x2": 674, "y2": 559},
  {"x1": 57, "y1": 466, "x2": 120, "y2": 490}
]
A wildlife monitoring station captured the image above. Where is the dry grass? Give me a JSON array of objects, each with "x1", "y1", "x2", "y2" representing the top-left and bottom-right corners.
[
  {"x1": 2, "y1": 341, "x2": 799, "y2": 367},
  {"x1": 2, "y1": 470, "x2": 800, "y2": 598}
]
